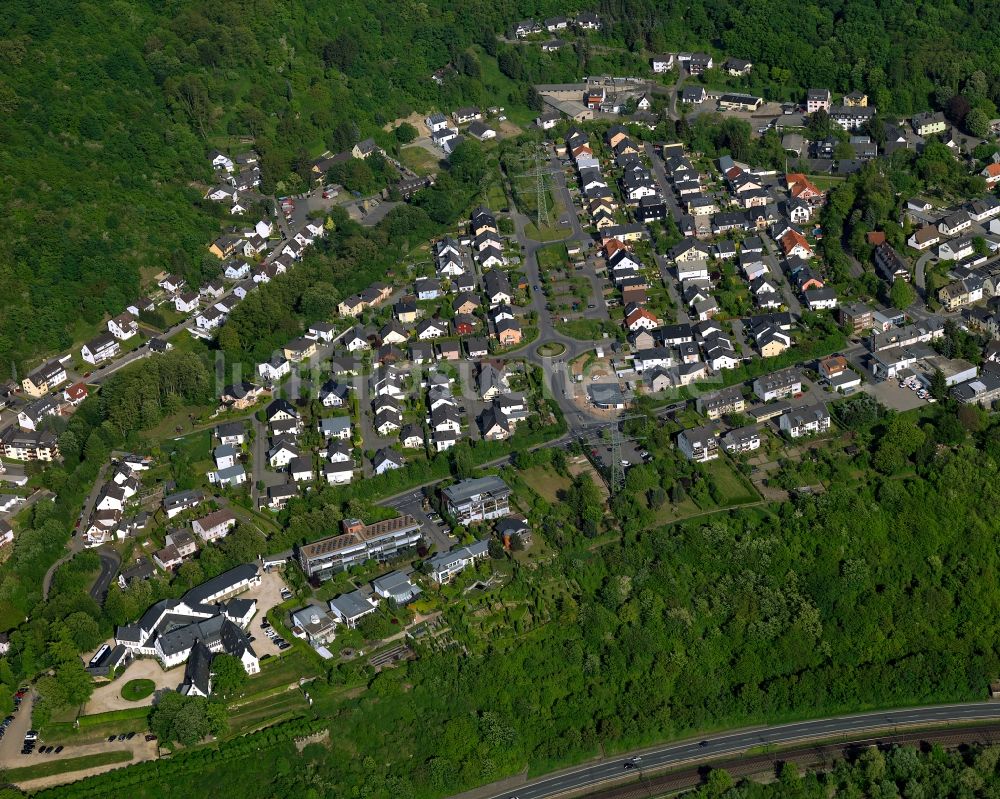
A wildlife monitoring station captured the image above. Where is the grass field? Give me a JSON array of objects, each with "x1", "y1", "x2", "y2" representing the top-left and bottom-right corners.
[
  {"x1": 555, "y1": 319, "x2": 619, "y2": 340},
  {"x1": 121, "y1": 679, "x2": 155, "y2": 701},
  {"x1": 520, "y1": 466, "x2": 572, "y2": 504},
  {"x1": 250, "y1": 649, "x2": 321, "y2": 693},
  {"x1": 44, "y1": 707, "x2": 150, "y2": 745},
  {"x1": 6, "y1": 750, "x2": 133, "y2": 783},
  {"x1": 536, "y1": 243, "x2": 569, "y2": 273},
  {"x1": 702, "y1": 458, "x2": 760, "y2": 505},
  {"x1": 525, "y1": 219, "x2": 571, "y2": 242},
  {"x1": 142, "y1": 406, "x2": 217, "y2": 443},
  {"x1": 399, "y1": 145, "x2": 441, "y2": 176},
  {"x1": 158, "y1": 428, "x2": 212, "y2": 464},
  {"x1": 226, "y1": 689, "x2": 309, "y2": 735},
  {"x1": 808, "y1": 174, "x2": 847, "y2": 190}
]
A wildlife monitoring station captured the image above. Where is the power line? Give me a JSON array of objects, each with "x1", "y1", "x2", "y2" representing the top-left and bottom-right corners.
[
  {"x1": 574, "y1": 413, "x2": 646, "y2": 496},
  {"x1": 512, "y1": 144, "x2": 561, "y2": 229}
]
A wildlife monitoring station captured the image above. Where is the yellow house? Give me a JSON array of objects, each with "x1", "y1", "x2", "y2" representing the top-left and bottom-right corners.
[
  {"x1": 843, "y1": 91, "x2": 868, "y2": 107},
  {"x1": 22, "y1": 360, "x2": 68, "y2": 398},
  {"x1": 283, "y1": 338, "x2": 318, "y2": 362},
  {"x1": 208, "y1": 235, "x2": 239, "y2": 260},
  {"x1": 760, "y1": 339, "x2": 789, "y2": 358},
  {"x1": 338, "y1": 295, "x2": 365, "y2": 317}
]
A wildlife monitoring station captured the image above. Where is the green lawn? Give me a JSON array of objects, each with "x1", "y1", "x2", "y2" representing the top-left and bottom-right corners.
[
  {"x1": 555, "y1": 319, "x2": 620, "y2": 340},
  {"x1": 121, "y1": 678, "x2": 155, "y2": 701},
  {"x1": 226, "y1": 690, "x2": 309, "y2": 736},
  {"x1": 520, "y1": 466, "x2": 572, "y2": 504},
  {"x1": 808, "y1": 174, "x2": 847, "y2": 190},
  {"x1": 536, "y1": 243, "x2": 569, "y2": 273},
  {"x1": 399, "y1": 145, "x2": 441, "y2": 176},
  {"x1": 702, "y1": 458, "x2": 761, "y2": 505},
  {"x1": 250, "y1": 649, "x2": 322, "y2": 693},
  {"x1": 525, "y1": 219, "x2": 571, "y2": 242},
  {"x1": 158, "y1": 428, "x2": 212, "y2": 463},
  {"x1": 43, "y1": 707, "x2": 150, "y2": 745},
  {"x1": 6, "y1": 750, "x2": 133, "y2": 783}
]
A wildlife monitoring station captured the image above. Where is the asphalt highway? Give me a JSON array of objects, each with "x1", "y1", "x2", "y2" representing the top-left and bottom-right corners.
[{"x1": 482, "y1": 702, "x2": 1000, "y2": 799}]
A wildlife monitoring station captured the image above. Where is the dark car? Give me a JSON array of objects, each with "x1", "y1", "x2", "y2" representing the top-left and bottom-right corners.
[
  {"x1": 108, "y1": 735, "x2": 117, "y2": 742},
  {"x1": 699, "y1": 740, "x2": 709, "y2": 747},
  {"x1": 623, "y1": 762, "x2": 635, "y2": 770},
  {"x1": 55, "y1": 745, "x2": 63, "y2": 753},
  {"x1": 126, "y1": 732, "x2": 136, "y2": 740},
  {"x1": 118, "y1": 733, "x2": 127, "y2": 741},
  {"x1": 20, "y1": 748, "x2": 32, "y2": 755},
  {"x1": 145, "y1": 734, "x2": 157, "y2": 742}
]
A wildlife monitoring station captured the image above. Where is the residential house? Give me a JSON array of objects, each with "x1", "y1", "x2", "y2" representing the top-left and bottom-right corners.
[
  {"x1": 427, "y1": 540, "x2": 490, "y2": 584},
  {"x1": 81, "y1": 333, "x2": 120, "y2": 365},
  {"x1": 328, "y1": 590, "x2": 378, "y2": 627},
  {"x1": 696, "y1": 387, "x2": 746, "y2": 420},
  {"x1": 779, "y1": 403, "x2": 832, "y2": 438},
  {"x1": 912, "y1": 111, "x2": 946, "y2": 137},
  {"x1": 442, "y1": 476, "x2": 510, "y2": 524},
  {"x1": 806, "y1": 89, "x2": 832, "y2": 113},
  {"x1": 938, "y1": 236, "x2": 975, "y2": 262},
  {"x1": 874, "y1": 244, "x2": 910, "y2": 283},
  {"x1": 753, "y1": 369, "x2": 802, "y2": 401},
  {"x1": 108, "y1": 312, "x2": 138, "y2": 340},
  {"x1": 373, "y1": 449, "x2": 405, "y2": 475},
  {"x1": 721, "y1": 426, "x2": 761, "y2": 455},
  {"x1": 938, "y1": 210, "x2": 972, "y2": 237},
  {"x1": 677, "y1": 424, "x2": 719, "y2": 462},
  {"x1": 908, "y1": 225, "x2": 941, "y2": 251}
]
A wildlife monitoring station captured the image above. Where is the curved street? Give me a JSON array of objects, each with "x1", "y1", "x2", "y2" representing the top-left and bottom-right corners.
[{"x1": 467, "y1": 702, "x2": 1000, "y2": 799}]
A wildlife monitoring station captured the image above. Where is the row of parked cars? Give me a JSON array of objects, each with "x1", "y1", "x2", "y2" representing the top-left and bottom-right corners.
[
  {"x1": 898, "y1": 376, "x2": 937, "y2": 403},
  {"x1": 260, "y1": 619, "x2": 291, "y2": 651}
]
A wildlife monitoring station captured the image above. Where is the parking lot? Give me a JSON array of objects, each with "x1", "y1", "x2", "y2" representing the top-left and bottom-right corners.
[
  {"x1": 243, "y1": 569, "x2": 293, "y2": 657},
  {"x1": 382, "y1": 489, "x2": 455, "y2": 552},
  {"x1": 586, "y1": 438, "x2": 648, "y2": 473},
  {"x1": 863, "y1": 376, "x2": 933, "y2": 412}
]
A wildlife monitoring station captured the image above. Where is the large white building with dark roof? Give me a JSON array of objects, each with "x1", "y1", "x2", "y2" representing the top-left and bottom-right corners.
[{"x1": 115, "y1": 564, "x2": 261, "y2": 682}]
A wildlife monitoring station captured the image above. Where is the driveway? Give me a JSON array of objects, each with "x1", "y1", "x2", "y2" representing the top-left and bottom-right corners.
[
  {"x1": 383, "y1": 490, "x2": 455, "y2": 553},
  {"x1": 89, "y1": 547, "x2": 121, "y2": 603},
  {"x1": 84, "y1": 659, "x2": 176, "y2": 714},
  {"x1": 914, "y1": 250, "x2": 934, "y2": 292}
]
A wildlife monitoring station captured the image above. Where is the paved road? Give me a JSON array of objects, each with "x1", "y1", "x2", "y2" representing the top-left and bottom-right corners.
[
  {"x1": 914, "y1": 250, "x2": 933, "y2": 293},
  {"x1": 90, "y1": 547, "x2": 121, "y2": 601},
  {"x1": 470, "y1": 702, "x2": 1000, "y2": 799}
]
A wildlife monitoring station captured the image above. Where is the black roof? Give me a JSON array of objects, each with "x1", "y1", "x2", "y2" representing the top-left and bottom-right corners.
[
  {"x1": 182, "y1": 563, "x2": 258, "y2": 606},
  {"x1": 184, "y1": 640, "x2": 213, "y2": 695}
]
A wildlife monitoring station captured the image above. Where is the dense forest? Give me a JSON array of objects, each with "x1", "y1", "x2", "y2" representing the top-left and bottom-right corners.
[
  {"x1": 3, "y1": 0, "x2": 1000, "y2": 367},
  {"x1": 681, "y1": 744, "x2": 1000, "y2": 798}
]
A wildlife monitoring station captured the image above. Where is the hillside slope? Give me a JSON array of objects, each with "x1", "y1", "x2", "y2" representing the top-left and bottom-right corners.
[{"x1": 2, "y1": 0, "x2": 999, "y2": 368}]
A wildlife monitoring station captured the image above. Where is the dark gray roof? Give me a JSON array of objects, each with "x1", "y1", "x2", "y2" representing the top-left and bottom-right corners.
[
  {"x1": 329, "y1": 589, "x2": 375, "y2": 619},
  {"x1": 182, "y1": 563, "x2": 259, "y2": 606},
  {"x1": 158, "y1": 613, "x2": 226, "y2": 657},
  {"x1": 183, "y1": 640, "x2": 213, "y2": 695}
]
